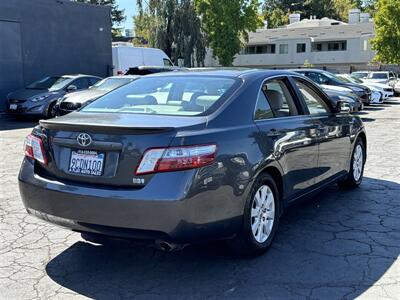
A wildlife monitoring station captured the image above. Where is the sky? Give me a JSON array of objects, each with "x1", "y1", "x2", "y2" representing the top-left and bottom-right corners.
[{"x1": 116, "y1": 0, "x2": 137, "y2": 32}]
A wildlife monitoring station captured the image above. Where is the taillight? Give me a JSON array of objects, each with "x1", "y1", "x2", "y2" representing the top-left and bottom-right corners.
[
  {"x1": 117, "y1": 71, "x2": 124, "y2": 75},
  {"x1": 136, "y1": 144, "x2": 217, "y2": 175},
  {"x1": 24, "y1": 134, "x2": 47, "y2": 165}
]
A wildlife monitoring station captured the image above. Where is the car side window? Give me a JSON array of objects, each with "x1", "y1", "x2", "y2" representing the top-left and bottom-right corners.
[
  {"x1": 89, "y1": 77, "x2": 100, "y2": 86},
  {"x1": 71, "y1": 78, "x2": 89, "y2": 90},
  {"x1": 263, "y1": 79, "x2": 298, "y2": 118},
  {"x1": 254, "y1": 91, "x2": 274, "y2": 120},
  {"x1": 294, "y1": 79, "x2": 330, "y2": 115}
]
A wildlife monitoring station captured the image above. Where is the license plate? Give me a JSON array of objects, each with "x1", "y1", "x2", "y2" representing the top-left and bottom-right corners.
[
  {"x1": 9, "y1": 104, "x2": 18, "y2": 110},
  {"x1": 69, "y1": 150, "x2": 104, "y2": 176}
]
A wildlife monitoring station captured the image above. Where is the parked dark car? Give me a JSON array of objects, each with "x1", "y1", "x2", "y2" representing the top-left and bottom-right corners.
[
  {"x1": 125, "y1": 66, "x2": 187, "y2": 76},
  {"x1": 6, "y1": 75, "x2": 102, "y2": 118},
  {"x1": 293, "y1": 69, "x2": 372, "y2": 105},
  {"x1": 322, "y1": 87, "x2": 363, "y2": 112},
  {"x1": 19, "y1": 70, "x2": 367, "y2": 256},
  {"x1": 56, "y1": 76, "x2": 139, "y2": 116}
]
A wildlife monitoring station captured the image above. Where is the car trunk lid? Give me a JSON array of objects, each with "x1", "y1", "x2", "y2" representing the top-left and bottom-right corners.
[{"x1": 37, "y1": 112, "x2": 207, "y2": 187}]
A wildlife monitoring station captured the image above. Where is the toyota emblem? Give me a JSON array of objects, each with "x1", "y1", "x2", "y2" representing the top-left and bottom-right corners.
[{"x1": 77, "y1": 133, "x2": 92, "y2": 147}]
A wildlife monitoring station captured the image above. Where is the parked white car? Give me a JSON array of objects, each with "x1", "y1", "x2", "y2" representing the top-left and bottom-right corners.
[
  {"x1": 351, "y1": 71, "x2": 369, "y2": 80},
  {"x1": 112, "y1": 43, "x2": 174, "y2": 75},
  {"x1": 340, "y1": 74, "x2": 393, "y2": 102},
  {"x1": 366, "y1": 71, "x2": 398, "y2": 86}
]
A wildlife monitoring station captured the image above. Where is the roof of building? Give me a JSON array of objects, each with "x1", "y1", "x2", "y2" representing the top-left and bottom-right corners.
[{"x1": 248, "y1": 18, "x2": 374, "y2": 45}]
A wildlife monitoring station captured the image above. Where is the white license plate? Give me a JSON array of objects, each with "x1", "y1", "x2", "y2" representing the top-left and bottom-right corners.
[
  {"x1": 9, "y1": 104, "x2": 18, "y2": 110},
  {"x1": 69, "y1": 150, "x2": 104, "y2": 176}
]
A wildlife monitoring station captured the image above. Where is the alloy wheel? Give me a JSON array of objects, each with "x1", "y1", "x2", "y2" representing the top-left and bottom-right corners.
[
  {"x1": 251, "y1": 185, "x2": 275, "y2": 243},
  {"x1": 353, "y1": 144, "x2": 363, "y2": 181}
]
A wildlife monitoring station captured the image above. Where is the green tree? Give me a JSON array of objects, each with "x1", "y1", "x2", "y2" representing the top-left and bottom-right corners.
[
  {"x1": 263, "y1": 7, "x2": 289, "y2": 28},
  {"x1": 73, "y1": 0, "x2": 125, "y2": 37},
  {"x1": 135, "y1": 0, "x2": 207, "y2": 67},
  {"x1": 332, "y1": 0, "x2": 357, "y2": 21},
  {"x1": 195, "y1": 0, "x2": 262, "y2": 66},
  {"x1": 262, "y1": 0, "x2": 365, "y2": 26},
  {"x1": 371, "y1": 0, "x2": 400, "y2": 64}
]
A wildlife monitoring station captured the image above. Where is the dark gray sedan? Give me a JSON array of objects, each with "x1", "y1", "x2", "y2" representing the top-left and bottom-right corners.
[
  {"x1": 6, "y1": 74, "x2": 101, "y2": 118},
  {"x1": 18, "y1": 70, "x2": 367, "y2": 256}
]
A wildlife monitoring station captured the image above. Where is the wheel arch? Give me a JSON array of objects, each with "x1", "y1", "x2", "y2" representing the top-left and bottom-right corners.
[
  {"x1": 259, "y1": 166, "x2": 285, "y2": 216},
  {"x1": 357, "y1": 131, "x2": 367, "y2": 160}
]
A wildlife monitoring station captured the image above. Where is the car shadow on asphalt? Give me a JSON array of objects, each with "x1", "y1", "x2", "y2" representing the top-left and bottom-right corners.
[
  {"x1": 45, "y1": 177, "x2": 400, "y2": 299},
  {"x1": 0, "y1": 117, "x2": 38, "y2": 131}
]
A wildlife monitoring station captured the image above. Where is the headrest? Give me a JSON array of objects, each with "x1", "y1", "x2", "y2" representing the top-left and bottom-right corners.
[{"x1": 265, "y1": 90, "x2": 283, "y2": 111}]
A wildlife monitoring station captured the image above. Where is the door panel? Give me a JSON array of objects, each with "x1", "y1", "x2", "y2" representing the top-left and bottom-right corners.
[
  {"x1": 312, "y1": 115, "x2": 351, "y2": 182},
  {"x1": 254, "y1": 76, "x2": 320, "y2": 201},
  {"x1": 256, "y1": 116, "x2": 319, "y2": 200}
]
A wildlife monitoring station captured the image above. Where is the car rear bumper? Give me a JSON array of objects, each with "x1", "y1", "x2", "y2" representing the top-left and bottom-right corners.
[
  {"x1": 18, "y1": 159, "x2": 244, "y2": 243},
  {"x1": 6, "y1": 102, "x2": 47, "y2": 116}
]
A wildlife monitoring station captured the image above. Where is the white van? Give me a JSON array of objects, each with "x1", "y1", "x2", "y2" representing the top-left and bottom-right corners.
[{"x1": 112, "y1": 43, "x2": 174, "y2": 75}]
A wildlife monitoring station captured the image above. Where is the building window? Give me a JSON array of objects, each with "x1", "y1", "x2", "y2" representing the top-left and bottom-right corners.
[
  {"x1": 297, "y1": 43, "x2": 306, "y2": 53},
  {"x1": 328, "y1": 41, "x2": 347, "y2": 51},
  {"x1": 311, "y1": 41, "x2": 347, "y2": 52},
  {"x1": 279, "y1": 44, "x2": 288, "y2": 54},
  {"x1": 245, "y1": 44, "x2": 276, "y2": 54},
  {"x1": 363, "y1": 40, "x2": 368, "y2": 51}
]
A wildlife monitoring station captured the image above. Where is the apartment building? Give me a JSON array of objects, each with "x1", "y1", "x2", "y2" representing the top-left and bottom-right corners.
[{"x1": 204, "y1": 9, "x2": 376, "y2": 73}]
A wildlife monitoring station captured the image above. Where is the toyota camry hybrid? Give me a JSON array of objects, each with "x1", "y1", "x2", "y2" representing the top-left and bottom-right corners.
[{"x1": 19, "y1": 69, "x2": 367, "y2": 256}]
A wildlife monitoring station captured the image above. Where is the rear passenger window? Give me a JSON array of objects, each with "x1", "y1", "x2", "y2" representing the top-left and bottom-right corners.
[
  {"x1": 254, "y1": 91, "x2": 274, "y2": 120},
  {"x1": 294, "y1": 79, "x2": 330, "y2": 115},
  {"x1": 263, "y1": 79, "x2": 298, "y2": 117}
]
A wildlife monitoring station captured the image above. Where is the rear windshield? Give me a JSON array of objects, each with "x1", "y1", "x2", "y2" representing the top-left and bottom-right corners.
[
  {"x1": 369, "y1": 73, "x2": 388, "y2": 79},
  {"x1": 81, "y1": 76, "x2": 237, "y2": 116}
]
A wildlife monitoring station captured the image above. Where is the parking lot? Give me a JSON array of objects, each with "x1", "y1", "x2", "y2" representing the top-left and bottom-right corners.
[{"x1": 1, "y1": 99, "x2": 400, "y2": 299}]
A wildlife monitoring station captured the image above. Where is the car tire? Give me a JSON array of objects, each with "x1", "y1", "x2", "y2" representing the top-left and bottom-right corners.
[
  {"x1": 339, "y1": 138, "x2": 365, "y2": 189},
  {"x1": 227, "y1": 173, "x2": 280, "y2": 257},
  {"x1": 46, "y1": 102, "x2": 57, "y2": 119}
]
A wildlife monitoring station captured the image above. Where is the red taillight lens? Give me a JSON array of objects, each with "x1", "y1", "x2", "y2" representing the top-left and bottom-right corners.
[
  {"x1": 136, "y1": 144, "x2": 217, "y2": 175},
  {"x1": 24, "y1": 134, "x2": 47, "y2": 165},
  {"x1": 117, "y1": 71, "x2": 124, "y2": 75}
]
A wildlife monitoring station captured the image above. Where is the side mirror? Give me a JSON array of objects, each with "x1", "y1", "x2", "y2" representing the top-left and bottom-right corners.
[
  {"x1": 337, "y1": 101, "x2": 351, "y2": 114},
  {"x1": 67, "y1": 85, "x2": 78, "y2": 92}
]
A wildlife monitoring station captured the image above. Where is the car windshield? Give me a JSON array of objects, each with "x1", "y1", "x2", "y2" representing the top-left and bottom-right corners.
[
  {"x1": 338, "y1": 75, "x2": 363, "y2": 84},
  {"x1": 92, "y1": 77, "x2": 135, "y2": 92},
  {"x1": 26, "y1": 76, "x2": 62, "y2": 90},
  {"x1": 48, "y1": 77, "x2": 75, "y2": 91},
  {"x1": 322, "y1": 71, "x2": 343, "y2": 83},
  {"x1": 348, "y1": 76, "x2": 363, "y2": 83},
  {"x1": 81, "y1": 76, "x2": 237, "y2": 116},
  {"x1": 369, "y1": 73, "x2": 388, "y2": 79}
]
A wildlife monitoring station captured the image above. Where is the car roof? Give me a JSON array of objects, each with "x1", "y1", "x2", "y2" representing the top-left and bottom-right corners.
[
  {"x1": 62, "y1": 74, "x2": 102, "y2": 79},
  {"x1": 290, "y1": 68, "x2": 328, "y2": 73},
  {"x1": 141, "y1": 68, "x2": 300, "y2": 80},
  {"x1": 105, "y1": 75, "x2": 140, "y2": 79}
]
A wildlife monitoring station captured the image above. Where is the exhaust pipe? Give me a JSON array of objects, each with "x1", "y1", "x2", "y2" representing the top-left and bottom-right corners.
[{"x1": 155, "y1": 240, "x2": 187, "y2": 252}]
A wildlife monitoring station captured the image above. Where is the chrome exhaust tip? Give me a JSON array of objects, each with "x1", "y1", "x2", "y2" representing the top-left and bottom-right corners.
[{"x1": 155, "y1": 240, "x2": 186, "y2": 252}]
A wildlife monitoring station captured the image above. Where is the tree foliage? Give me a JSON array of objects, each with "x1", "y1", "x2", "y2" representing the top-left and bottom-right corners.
[
  {"x1": 371, "y1": 0, "x2": 400, "y2": 64},
  {"x1": 195, "y1": 0, "x2": 262, "y2": 66},
  {"x1": 262, "y1": 0, "x2": 367, "y2": 27},
  {"x1": 73, "y1": 0, "x2": 125, "y2": 37},
  {"x1": 135, "y1": 0, "x2": 207, "y2": 67}
]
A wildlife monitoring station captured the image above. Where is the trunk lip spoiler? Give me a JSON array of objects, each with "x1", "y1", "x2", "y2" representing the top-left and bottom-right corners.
[{"x1": 39, "y1": 119, "x2": 176, "y2": 133}]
